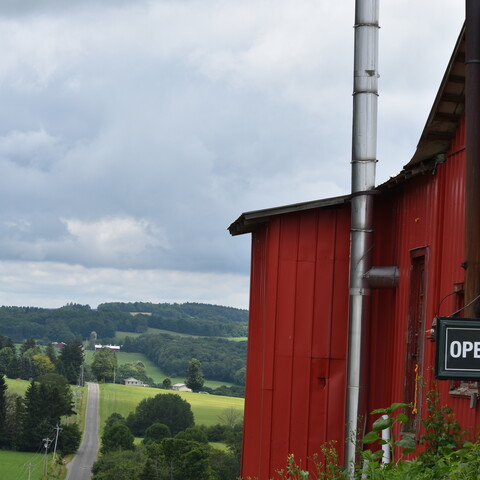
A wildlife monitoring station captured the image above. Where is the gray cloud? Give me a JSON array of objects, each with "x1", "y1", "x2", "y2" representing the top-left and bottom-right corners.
[{"x1": 0, "y1": 0, "x2": 465, "y2": 307}]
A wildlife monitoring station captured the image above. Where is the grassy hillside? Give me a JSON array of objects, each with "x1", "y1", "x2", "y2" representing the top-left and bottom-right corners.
[
  {"x1": 84, "y1": 349, "x2": 235, "y2": 388},
  {"x1": 115, "y1": 327, "x2": 203, "y2": 340},
  {"x1": 98, "y1": 383, "x2": 244, "y2": 432},
  {"x1": 116, "y1": 328, "x2": 248, "y2": 343}
]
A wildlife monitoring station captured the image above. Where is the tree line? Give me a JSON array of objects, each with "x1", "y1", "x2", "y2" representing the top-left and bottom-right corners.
[
  {"x1": 0, "y1": 335, "x2": 83, "y2": 457},
  {"x1": 98, "y1": 301, "x2": 248, "y2": 323},
  {"x1": 121, "y1": 333, "x2": 247, "y2": 385},
  {"x1": 0, "y1": 301, "x2": 248, "y2": 343},
  {"x1": 0, "y1": 335, "x2": 84, "y2": 384},
  {"x1": 0, "y1": 305, "x2": 139, "y2": 343}
]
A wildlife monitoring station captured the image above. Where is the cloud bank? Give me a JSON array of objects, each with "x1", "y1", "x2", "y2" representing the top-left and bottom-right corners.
[{"x1": 0, "y1": 0, "x2": 465, "y2": 308}]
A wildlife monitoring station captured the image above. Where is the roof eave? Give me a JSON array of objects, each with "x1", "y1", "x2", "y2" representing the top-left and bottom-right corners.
[{"x1": 228, "y1": 194, "x2": 350, "y2": 236}]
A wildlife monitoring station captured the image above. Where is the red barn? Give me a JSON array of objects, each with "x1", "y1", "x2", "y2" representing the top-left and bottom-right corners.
[{"x1": 229, "y1": 20, "x2": 480, "y2": 479}]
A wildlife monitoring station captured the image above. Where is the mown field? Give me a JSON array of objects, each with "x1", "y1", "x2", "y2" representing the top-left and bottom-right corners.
[
  {"x1": 0, "y1": 450, "x2": 50, "y2": 480},
  {"x1": 84, "y1": 349, "x2": 235, "y2": 389},
  {"x1": 98, "y1": 383, "x2": 244, "y2": 433}
]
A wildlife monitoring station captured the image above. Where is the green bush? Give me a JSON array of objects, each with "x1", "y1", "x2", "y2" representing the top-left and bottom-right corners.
[{"x1": 256, "y1": 390, "x2": 480, "y2": 480}]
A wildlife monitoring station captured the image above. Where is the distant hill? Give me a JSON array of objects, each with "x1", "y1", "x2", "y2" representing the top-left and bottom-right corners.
[
  {"x1": 0, "y1": 302, "x2": 248, "y2": 342},
  {"x1": 98, "y1": 301, "x2": 248, "y2": 322}
]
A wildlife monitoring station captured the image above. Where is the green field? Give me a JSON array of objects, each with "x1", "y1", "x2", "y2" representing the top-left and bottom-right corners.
[
  {"x1": 115, "y1": 327, "x2": 204, "y2": 340},
  {"x1": 0, "y1": 450, "x2": 49, "y2": 480},
  {"x1": 116, "y1": 328, "x2": 248, "y2": 342},
  {"x1": 5, "y1": 378, "x2": 30, "y2": 396},
  {"x1": 98, "y1": 383, "x2": 244, "y2": 432},
  {"x1": 84, "y1": 349, "x2": 235, "y2": 389}
]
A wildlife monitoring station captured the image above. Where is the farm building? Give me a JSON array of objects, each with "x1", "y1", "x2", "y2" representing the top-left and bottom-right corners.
[
  {"x1": 124, "y1": 377, "x2": 147, "y2": 387},
  {"x1": 229, "y1": 5, "x2": 480, "y2": 480},
  {"x1": 94, "y1": 344, "x2": 121, "y2": 352},
  {"x1": 172, "y1": 383, "x2": 192, "y2": 392}
]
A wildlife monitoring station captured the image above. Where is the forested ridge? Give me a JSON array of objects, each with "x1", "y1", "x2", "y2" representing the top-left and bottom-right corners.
[
  {"x1": 0, "y1": 302, "x2": 248, "y2": 342},
  {"x1": 122, "y1": 333, "x2": 247, "y2": 385},
  {"x1": 98, "y1": 301, "x2": 248, "y2": 323}
]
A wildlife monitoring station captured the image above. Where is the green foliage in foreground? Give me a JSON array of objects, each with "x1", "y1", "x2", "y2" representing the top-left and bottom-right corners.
[
  {"x1": 264, "y1": 389, "x2": 478, "y2": 480},
  {"x1": 93, "y1": 394, "x2": 243, "y2": 480}
]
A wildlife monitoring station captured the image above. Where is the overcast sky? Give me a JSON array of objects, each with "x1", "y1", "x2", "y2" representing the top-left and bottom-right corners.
[{"x1": 0, "y1": 0, "x2": 465, "y2": 310}]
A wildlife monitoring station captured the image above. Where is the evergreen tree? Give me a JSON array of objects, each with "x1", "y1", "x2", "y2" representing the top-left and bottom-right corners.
[
  {"x1": 20, "y1": 375, "x2": 75, "y2": 451},
  {"x1": 45, "y1": 343, "x2": 58, "y2": 369},
  {"x1": 59, "y1": 340, "x2": 84, "y2": 384},
  {"x1": 20, "y1": 381, "x2": 46, "y2": 451},
  {"x1": 5, "y1": 392, "x2": 25, "y2": 450},
  {"x1": 20, "y1": 338, "x2": 36, "y2": 355},
  {"x1": 0, "y1": 347, "x2": 16, "y2": 377},
  {"x1": 0, "y1": 375, "x2": 7, "y2": 447},
  {"x1": 185, "y1": 358, "x2": 204, "y2": 392}
]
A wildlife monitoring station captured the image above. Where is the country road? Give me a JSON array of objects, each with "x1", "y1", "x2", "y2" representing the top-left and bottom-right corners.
[{"x1": 66, "y1": 382, "x2": 100, "y2": 480}]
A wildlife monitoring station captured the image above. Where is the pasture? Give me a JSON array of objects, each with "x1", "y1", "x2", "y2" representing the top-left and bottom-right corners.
[
  {"x1": 5, "y1": 378, "x2": 30, "y2": 396},
  {"x1": 98, "y1": 383, "x2": 244, "y2": 432},
  {"x1": 0, "y1": 450, "x2": 48, "y2": 480}
]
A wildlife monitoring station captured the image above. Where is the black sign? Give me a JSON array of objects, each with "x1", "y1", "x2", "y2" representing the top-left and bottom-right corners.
[{"x1": 435, "y1": 317, "x2": 480, "y2": 380}]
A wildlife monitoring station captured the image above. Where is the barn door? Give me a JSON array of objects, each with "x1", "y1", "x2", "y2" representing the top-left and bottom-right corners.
[{"x1": 403, "y1": 248, "x2": 427, "y2": 437}]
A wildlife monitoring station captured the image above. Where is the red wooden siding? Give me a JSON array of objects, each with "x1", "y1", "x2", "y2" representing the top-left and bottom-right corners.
[{"x1": 241, "y1": 206, "x2": 351, "y2": 479}]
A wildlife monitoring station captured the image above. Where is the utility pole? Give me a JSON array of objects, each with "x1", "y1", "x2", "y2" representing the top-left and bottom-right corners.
[
  {"x1": 43, "y1": 437, "x2": 52, "y2": 476},
  {"x1": 25, "y1": 462, "x2": 33, "y2": 480},
  {"x1": 52, "y1": 424, "x2": 63, "y2": 464}
]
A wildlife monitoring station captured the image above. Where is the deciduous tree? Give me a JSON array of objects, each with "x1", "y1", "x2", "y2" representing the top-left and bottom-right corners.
[
  {"x1": 126, "y1": 393, "x2": 194, "y2": 436},
  {"x1": 91, "y1": 347, "x2": 117, "y2": 382}
]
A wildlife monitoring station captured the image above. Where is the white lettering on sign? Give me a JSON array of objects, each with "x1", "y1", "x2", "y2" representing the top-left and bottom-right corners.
[
  {"x1": 450, "y1": 341, "x2": 461, "y2": 358},
  {"x1": 449, "y1": 340, "x2": 480, "y2": 358}
]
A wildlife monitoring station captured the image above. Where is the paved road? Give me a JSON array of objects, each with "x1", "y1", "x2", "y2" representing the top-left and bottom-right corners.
[{"x1": 67, "y1": 382, "x2": 100, "y2": 480}]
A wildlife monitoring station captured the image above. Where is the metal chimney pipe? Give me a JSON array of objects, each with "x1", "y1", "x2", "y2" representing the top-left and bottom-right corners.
[
  {"x1": 345, "y1": 0, "x2": 379, "y2": 473},
  {"x1": 464, "y1": 0, "x2": 480, "y2": 317}
]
